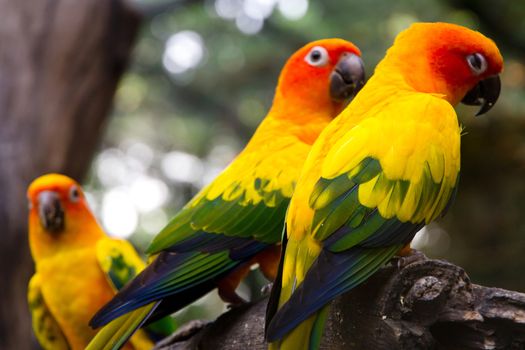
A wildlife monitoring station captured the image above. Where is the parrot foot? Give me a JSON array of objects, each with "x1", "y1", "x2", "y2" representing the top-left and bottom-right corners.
[
  {"x1": 260, "y1": 282, "x2": 273, "y2": 296},
  {"x1": 392, "y1": 249, "x2": 427, "y2": 269}
]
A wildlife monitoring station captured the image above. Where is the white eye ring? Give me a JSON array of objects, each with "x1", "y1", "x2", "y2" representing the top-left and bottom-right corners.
[
  {"x1": 467, "y1": 53, "x2": 487, "y2": 76},
  {"x1": 69, "y1": 186, "x2": 80, "y2": 203},
  {"x1": 305, "y1": 46, "x2": 329, "y2": 67}
]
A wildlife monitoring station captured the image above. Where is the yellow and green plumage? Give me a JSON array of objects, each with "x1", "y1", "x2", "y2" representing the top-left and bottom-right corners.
[
  {"x1": 88, "y1": 38, "x2": 366, "y2": 349},
  {"x1": 266, "y1": 22, "x2": 503, "y2": 350},
  {"x1": 27, "y1": 174, "x2": 176, "y2": 350}
]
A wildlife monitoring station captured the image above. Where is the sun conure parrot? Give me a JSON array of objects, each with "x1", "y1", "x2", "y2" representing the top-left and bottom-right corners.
[
  {"x1": 87, "y1": 38, "x2": 366, "y2": 349},
  {"x1": 27, "y1": 174, "x2": 176, "y2": 350},
  {"x1": 265, "y1": 22, "x2": 503, "y2": 350}
]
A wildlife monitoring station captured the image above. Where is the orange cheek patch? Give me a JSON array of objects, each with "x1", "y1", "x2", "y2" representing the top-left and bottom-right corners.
[{"x1": 430, "y1": 47, "x2": 472, "y2": 89}]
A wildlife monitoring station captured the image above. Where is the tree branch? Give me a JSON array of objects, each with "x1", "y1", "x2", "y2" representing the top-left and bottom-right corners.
[{"x1": 156, "y1": 256, "x2": 525, "y2": 349}]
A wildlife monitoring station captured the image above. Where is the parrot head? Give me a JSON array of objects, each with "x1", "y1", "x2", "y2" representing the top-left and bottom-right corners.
[
  {"x1": 384, "y1": 22, "x2": 503, "y2": 115},
  {"x1": 27, "y1": 174, "x2": 103, "y2": 259},
  {"x1": 274, "y1": 38, "x2": 365, "y2": 114}
]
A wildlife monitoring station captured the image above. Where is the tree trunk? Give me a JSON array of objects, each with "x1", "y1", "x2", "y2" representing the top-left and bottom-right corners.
[
  {"x1": 0, "y1": 1, "x2": 141, "y2": 348},
  {"x1": 157, "y1": 256, "x2": 525, "y2": 350}
]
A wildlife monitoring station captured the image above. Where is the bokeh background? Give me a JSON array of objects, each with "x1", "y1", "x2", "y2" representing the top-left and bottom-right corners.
[
  {"x1": 2, "y1": 0, "x2": 524, "y2": 347},
  {"x1": 82, "y1": 0, "x2": 525, "y2": 323}
]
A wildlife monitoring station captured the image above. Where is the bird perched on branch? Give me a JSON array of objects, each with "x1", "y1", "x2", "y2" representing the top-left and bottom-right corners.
[
  {"x1": 88, "y1": 38, "x2": 366, "y2": 349},
  {"x1": 265, "y1": 22, "x2": 503, "y2": 350},
  {"x1": 27, "y1": 174, "x2": 176, "y2": 350}
]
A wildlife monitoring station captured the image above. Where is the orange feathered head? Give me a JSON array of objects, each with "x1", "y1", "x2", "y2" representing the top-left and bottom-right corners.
[
  {"x1": 27, "y1": 174, "x2": 103, "y2": 259},
  {"x1": 27, "y1": 174, "x2": 91, "y2": 233},
  {"x1": 273, "y1": 38, "x2": 365, "y2": 115},
  {"x1": 384, "y1": 22, "x2": 503, "y2": 114}
]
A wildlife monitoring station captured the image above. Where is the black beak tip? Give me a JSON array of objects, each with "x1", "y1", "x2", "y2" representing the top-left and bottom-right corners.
[
  {"x1": 38, "y1": 191, "x2": 65, "y2": 233},
  {"x1": 475, "y1": 101, "x2": 495, "y2": 117},
  {"x1": 330, "y1": 53, "x2": 365, "y2": 102},
  {"x1": 461, "y1": 75, "x2": 501, "y2": 117}
]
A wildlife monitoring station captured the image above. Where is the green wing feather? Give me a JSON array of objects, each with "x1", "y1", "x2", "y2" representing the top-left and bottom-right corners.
[
  {"x1": 147, "y1": 131, "x2": 307, "y2": 254},
  {"x1": 268, "y1": 157, "x2": 458, "y2": 341},
  {"x1": 95, "y1": 239, "x2": 177, "y2": 339},
  {"x1": 148, "y1": 179, "x2": 290, "y2": 254}
]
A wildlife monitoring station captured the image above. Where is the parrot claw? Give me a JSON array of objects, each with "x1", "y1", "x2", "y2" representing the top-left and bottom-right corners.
[
  {"x1": 392, "y1": 249, "x2": 427, "y2": 269},
  {"x1": 260, "y1": 282, "x2": 274, "y2": 296}
]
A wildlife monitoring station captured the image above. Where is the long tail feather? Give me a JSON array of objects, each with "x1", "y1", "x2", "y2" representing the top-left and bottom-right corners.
[
  {"x1": 86, "y1": 302, "x2": 158, "y2": 350},
  {"x1": 269, "y1": 305, "x2": 330, "y2": 350}
]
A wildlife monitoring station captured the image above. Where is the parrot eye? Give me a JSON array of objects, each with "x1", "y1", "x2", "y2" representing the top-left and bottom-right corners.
[
  {"x1": 69, "y1": 186, "x2": 80, "y2": 203},
  {"x1": 466, "y1": 53, "x2": 487, "y2": 76},
  {"x1": 305, "y1": 46, "x2": 329, "y2": 67}
]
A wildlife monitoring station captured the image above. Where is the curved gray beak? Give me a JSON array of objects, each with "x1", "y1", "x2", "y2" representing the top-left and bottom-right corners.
[
  {"x1": 330, "y1": 53, "x2": 365, "y2": 102},
  {"x1": 38, "y1": 191, "x2": 65, "y2": 233},
  {"x1": 461, "y1": 75, "x2": 501, "y2": 116}
]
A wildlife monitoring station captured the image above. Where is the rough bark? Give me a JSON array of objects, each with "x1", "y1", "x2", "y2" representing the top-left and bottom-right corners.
[
  {"x1": 157, "y1": 256, "x2": 525, "y2": 350},
  {"x1": 0, "y1": 1, "x2": 141, "y2": 348}
]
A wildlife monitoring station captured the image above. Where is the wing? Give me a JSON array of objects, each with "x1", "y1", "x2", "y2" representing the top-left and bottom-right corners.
[
  {"x1": 91, "y1": 237, "x2": 268, "y2": 327},
  {"x1": 95, "y1": 239, "x2": 177, "y2": 341},
  {"x1": 96, "y1": 238, "x2": 145, "y2": 291},
  {"x1": 267, "y1": 95, "x2": 461, "y2": 340},
  {"x1": 147, "y1": 128, "x2": 309, "y2": 254},
  {"x1": 91, "y1": 127, "x2": 309, "y2": 328},
  {"x1": 28, "y1": 274, "x2": 69, "y2": 350}
]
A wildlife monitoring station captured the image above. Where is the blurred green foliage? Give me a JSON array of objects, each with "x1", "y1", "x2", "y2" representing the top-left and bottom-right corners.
[{"x1": 86, "y1": 0, "x2": 525, "y2": 323}]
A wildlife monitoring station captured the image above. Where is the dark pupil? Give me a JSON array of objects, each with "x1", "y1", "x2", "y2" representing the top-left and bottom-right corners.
[
  {"x1": 469, "y1": 54, "x2": 482, "y2": 70},
  {"x1": 72, "y1": 189, "x2": 78, "y2": 198},
  {"x1": 311, "y1": 50, "x2": 321, "y2": 61}
]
